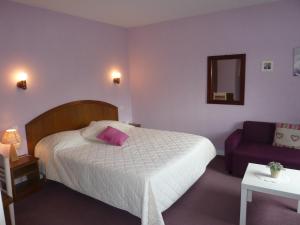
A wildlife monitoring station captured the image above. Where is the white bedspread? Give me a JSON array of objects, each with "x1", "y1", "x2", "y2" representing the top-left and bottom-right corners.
[{"x1": 35, "y1": 127, "x2": 216, "y2": 225}]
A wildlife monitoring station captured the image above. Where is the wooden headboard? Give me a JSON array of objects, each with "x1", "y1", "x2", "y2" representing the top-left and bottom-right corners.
[{"x1": 25, "y1": 100, "x2": 118, "y2": 156}]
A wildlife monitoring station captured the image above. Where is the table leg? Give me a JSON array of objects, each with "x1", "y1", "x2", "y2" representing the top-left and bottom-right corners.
[
  {"x1": 297, "y1": 200, "x2": 300, "y2": 214},
  {"x1": 247, "y1": 190, "x2": 252, "y2": 202},
  {"x1": 4, "y1": 157, "x2": 15, "y2": 225},
  {"x1": 240, "y1": 187, "x2": 248, "y2": 225},
  {"x1": 9, "y1": 204, "x2": 15, "y2": 225}
]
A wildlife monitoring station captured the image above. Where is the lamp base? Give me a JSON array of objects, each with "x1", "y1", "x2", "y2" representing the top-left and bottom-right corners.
[{"x1": 9, "y1": 145, "x2": 19, "y2": 162}]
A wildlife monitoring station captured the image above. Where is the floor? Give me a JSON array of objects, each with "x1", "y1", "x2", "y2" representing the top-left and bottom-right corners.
[{"x1": 15, "y1": 156, "x2": 300, "y2": 225}]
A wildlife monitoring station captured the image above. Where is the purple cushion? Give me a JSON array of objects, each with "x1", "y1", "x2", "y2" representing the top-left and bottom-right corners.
[
  {"x1": 231, "y1": 143, "x2": 300, "y2": 176},
  {"x1": 243, "y1": 121, "x2": 275, "y2": 144},
  {"x1": 235, "y1": 143, "x2": 300, "y2": 164},
  {"x1": 97, "y1": 126, "x2": 129, "y2": 146}
]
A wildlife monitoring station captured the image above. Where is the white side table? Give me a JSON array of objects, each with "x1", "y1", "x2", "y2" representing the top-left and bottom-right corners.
[
  {"x1": 0, "y1": 191, "x2": 6, "y2": 225},
  {"x1": 0, "y1": 155, "x2": 15, "y2": 225},
  {"x1": 3, "y1": 157, "x2": 15, "y2": 225},
  {"x1": 240, "y1": 163, "x2": 300, "y2": 225}
]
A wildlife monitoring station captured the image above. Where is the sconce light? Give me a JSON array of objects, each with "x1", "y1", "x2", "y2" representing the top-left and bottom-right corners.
[
  {"x1": 112, "y1": 71, "x2": 121, "y2": 84},
  {"x1": 16, "y1": 71, "x2": 27, "y2": 89}
]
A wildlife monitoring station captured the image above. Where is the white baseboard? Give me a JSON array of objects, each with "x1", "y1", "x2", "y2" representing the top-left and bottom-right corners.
[{"x1": 216, "y1": 149, "x2": 224, "y2": 156}]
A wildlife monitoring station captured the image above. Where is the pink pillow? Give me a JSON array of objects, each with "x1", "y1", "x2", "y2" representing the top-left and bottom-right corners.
[{"x1": 97, "y1": 126, "x2": 129, "y2": 146}]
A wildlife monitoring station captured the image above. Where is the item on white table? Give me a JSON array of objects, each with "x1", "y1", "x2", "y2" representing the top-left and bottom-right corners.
[{"x1": 267, "y1": 161, "x2": 284, "y2": 178}]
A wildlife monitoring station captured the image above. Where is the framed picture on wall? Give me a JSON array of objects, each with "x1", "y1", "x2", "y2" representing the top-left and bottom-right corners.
[
  {"x1": 261, "y1": 60, "x2": 273, "y2": 72},
  {"x1": 294, "y1": 47, "x2": 300, "y2": 76}
]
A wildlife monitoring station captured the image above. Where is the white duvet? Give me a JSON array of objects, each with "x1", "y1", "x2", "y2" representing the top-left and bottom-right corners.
[{"x1": 35, "y1": 122, "x2": 216, "y2": 225}]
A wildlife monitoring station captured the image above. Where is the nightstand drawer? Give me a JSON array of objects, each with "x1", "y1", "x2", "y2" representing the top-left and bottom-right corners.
[{"x1": 12, "y1": 163, "x2": 39, "y2": 179}]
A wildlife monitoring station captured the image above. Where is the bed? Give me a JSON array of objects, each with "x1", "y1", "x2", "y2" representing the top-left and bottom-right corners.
[{"x1": 25, "y1": 100, "x2": 216, "y2": 225}]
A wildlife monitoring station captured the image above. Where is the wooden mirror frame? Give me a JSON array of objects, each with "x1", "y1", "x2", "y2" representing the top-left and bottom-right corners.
[{"x1": 207, "y1": 54, "x2": 246, "y2": 105}]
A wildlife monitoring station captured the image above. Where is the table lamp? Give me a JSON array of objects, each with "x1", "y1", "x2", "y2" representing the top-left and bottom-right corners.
[{"x1": 1, "y1": 129, "x2": 21, "y2": 162}]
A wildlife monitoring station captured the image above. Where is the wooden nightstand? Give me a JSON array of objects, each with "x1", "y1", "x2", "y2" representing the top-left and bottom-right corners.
[
  {"x1": 129, "y1": 123, "x2": 141, "y2": 127},
  {"x1": 10, "y1": 155, "x2": 43, "y2": 201}
]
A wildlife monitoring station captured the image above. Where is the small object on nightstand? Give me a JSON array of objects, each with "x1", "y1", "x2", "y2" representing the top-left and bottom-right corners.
[
  {"x1": 129, "y1": 123, "x2": 141, "y2": 127},
  {"x1": 10, "y1": 155, "x2": 44, "y2": 201}
]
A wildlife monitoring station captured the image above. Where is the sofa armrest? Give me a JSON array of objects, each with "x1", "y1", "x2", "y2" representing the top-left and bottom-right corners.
[{"x1": 225, "y1": 129, "x2": 243, "y2": 172}]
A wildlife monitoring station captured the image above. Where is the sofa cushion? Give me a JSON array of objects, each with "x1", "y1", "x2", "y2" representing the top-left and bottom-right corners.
[
  {"x1": 231, "y1": 143, "x2": 300, "y2": 177},
  {"x1": 233, "y1": 143, "x2": 300, "y2": 167},
  {"x1": 243, "y1": 121, "x2": 275, "y2": 144},
  {"x1": 273, "y1": 123, "x2": 300, "y2": 149}
]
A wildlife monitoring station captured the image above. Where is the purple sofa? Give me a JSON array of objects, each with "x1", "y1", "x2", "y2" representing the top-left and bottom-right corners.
[{"x1": 225, "y1": 121, "x2": 300, "y2": 177}]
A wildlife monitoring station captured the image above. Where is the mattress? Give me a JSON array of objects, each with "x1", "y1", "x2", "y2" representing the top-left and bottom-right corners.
[{"x1": 35, "y1": 124, "x2": 216, "y2": 225}]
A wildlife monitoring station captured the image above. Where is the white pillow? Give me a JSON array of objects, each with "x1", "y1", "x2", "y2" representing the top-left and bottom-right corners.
[
  {"x1": 273, "y1": 123, "x2": 300, "y2": 149},
  {"x1": 36, "y1": 130, "x2": 87, "y2": 152},
  {"x1": 80, "y1": 120, "x2": 133, "y2": 142}
]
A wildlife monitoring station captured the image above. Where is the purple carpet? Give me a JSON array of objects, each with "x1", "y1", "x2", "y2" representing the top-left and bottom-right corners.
[{"x1": 15, "y1": 156, "x2": 300, "y2": 225}]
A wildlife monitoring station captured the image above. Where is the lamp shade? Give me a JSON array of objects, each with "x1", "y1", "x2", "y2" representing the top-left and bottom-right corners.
[{"x1": 1, "y1": 129, "x2": 21, "y2": 145}]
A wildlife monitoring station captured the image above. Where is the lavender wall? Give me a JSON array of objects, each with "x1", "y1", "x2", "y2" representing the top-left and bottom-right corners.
[
  {"x1": 1, "y1": 0, "x2": 299, "y2": 156},
  {"x1": 129, "y1": 0, "x2": 300, "y2": 152},
  {"x1": 0, "y1": 0, "x2": 132, "y2": 154}
]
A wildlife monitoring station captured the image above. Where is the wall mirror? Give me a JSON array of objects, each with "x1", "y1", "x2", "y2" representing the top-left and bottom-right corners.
[{"x1": 207, "y1": 54, "x2": 246, "y2": 105}]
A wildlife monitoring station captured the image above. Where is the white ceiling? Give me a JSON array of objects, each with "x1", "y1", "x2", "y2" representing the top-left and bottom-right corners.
[{"x1": 11, "y1": 0, "x2": 279, "y2": 28}]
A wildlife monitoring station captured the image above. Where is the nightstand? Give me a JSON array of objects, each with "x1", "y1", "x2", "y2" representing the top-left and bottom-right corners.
[
  {"x1": 129, "y1": 123, "x2": 141, "y2": 127},
  {"x1": 10, "y1": 155, "x2": 43, "y2": 201}
]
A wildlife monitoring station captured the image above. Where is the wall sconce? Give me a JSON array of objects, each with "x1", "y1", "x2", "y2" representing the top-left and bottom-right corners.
[
  {"x1": 112, "y1": 71, "x2": 121, "y2": 84},
  {"x1": 16, "y1": 71, "x2": 28, "y2": 89}
]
